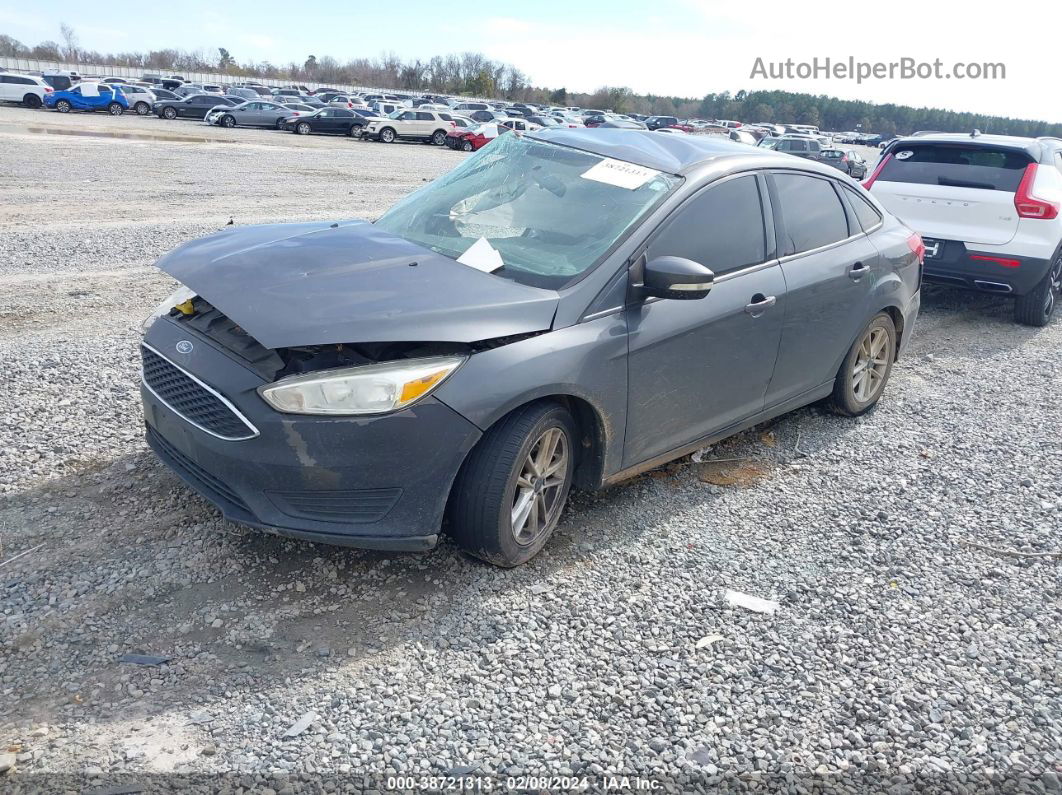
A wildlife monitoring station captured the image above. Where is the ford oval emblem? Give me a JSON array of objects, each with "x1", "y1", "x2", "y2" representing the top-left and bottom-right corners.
[{"x1": 175, "y1": 340, "x2": 194, "y2": 354}]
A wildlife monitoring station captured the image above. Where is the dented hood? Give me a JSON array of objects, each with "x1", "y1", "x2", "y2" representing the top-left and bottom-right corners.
[{"x1": 155, "y1": 220, "x2": 559, "y2": 349}]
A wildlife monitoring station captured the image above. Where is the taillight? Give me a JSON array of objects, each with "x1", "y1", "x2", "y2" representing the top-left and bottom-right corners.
[
  {"x1": 970, "y1": 254, "x2": 1021, "y2": 268},
  {"x1": 841, "y1": 155, "x2": 848, "y2": 163},
  {"x1": 44, "y1": 86, "x2": 54, "y2": 93},
  {"x1": 906, "y1": 232, "x2": 926, "y2": 264},
  {"x1": 862, "y1": 153, "x2": 892, "y2": 189},
  {"x1": 1014, "y1": 164, "x2": 1060, "y2": 220}
]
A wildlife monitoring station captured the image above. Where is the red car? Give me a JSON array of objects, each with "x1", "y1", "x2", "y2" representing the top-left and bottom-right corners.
[{"x1": 445, "y1": 123, "x2": 510, "y2": 152}]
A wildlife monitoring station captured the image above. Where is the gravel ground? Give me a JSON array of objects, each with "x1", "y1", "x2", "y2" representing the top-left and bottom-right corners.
[{"x1": 0, "y1": 106, "x2": 1060, "y2": 793}]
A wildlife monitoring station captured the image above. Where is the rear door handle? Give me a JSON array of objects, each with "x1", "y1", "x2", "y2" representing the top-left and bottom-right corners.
[
  {"x1": 848, "y1": 262, "x2": 870, "y2": 280},
  {"x1": 744, "y1": 294, "x2": 776, "y2": 316}
]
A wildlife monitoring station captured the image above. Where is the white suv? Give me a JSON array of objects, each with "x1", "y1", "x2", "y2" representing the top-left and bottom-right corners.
[
  {"x1": 867, "y1": 133, "x2": 1062, "y2": 326},
  {"x1": 365, "y1": 109, "x2": 458, "y2": 145},
  {"x1": 0, "y1": 71, "x2": 52, "y2": 108}
]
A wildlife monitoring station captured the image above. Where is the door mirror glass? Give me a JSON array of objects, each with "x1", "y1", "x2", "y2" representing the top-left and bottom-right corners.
[{"x1": 642, "y1": 256, "x2": 715, "y2": 300}]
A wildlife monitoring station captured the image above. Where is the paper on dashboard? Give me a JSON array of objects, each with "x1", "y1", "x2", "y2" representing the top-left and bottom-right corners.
[
  {"x1": 581, "y1": 158, "x2": 660, "y2": 190},
  {"x1": 456, "y1": 237, "x2": 504, "y2": 272}
]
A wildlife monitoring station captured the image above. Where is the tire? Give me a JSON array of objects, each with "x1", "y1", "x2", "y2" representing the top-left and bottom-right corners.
[
  {"x1": 379, "y1": 127, "x2": 396, "y2": 143},
  {"x1": 828, "y1": 312, "x2": 897, "y2": 417},
  {"x1": 296, "y1": 122, "x2": 311, "y2": 135},
  {"x1": 1014, "y1": 250, "x2": 1062, "y2": 327},
  {"x1": 56, "y1": 100, "x2": 72, "y2": 113},
  {"x1": 218, "y1": 115, "x2": 235, "y2": 128},
  {"x1": 162, "y1": 106, "x2": 177, "y2": 120},
  {"x1": 275, "y1": 118, "x2": 285, "y2": 130},
  {"x1": 348, "y1": 124, "x2": 363, "y2": 138},
  {"x1": 461, "y1": 140, "x2": 474, "y2": 152},
  {"x1": 108, "y1": 102, "x2": 124, "y2": 116},
  {"x1": 134, "y1": 101, "x2": 150, "y2": 116},
  {"x1": 448, "y1": 402, "x2": 576, "y2": 567},
  {"x1": 431, "y1": 129, "x2": 447, "y2": 146},
  {"x1": 23, "y1": 93, "x2": 42, "y2": 109}
]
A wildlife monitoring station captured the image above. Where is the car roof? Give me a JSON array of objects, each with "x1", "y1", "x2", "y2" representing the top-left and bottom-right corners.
[
  {"x1": 888, "y1": 132, "x2": 1062, "y2": 160},
  {"x1": 526, "y1": 128, "x2": 794, "y2": 174}
]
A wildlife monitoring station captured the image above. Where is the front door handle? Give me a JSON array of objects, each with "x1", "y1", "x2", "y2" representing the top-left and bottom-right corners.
[
  {"x1": 848, "y1": 262, "x2": 870, "y2": 280},
  {"x1": 745, "y1": 294, "x2": 776, "y2": 316}
]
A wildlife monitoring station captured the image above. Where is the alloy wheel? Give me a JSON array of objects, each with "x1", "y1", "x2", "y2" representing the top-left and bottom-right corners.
[
  {"x1": 510, "y1": 427, "x2": 569, "y2": 546},
  {"x1": 851, "y1": 327, "x2": 890, "y2": 402},
  {"x1": 1045, "y1": 255, "x2": 1062, "y2": 317}
]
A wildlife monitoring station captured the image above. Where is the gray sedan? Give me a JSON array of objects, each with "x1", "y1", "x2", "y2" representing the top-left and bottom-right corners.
[
  {"x1": 140, "y1": 130, "x2": 922, "y2": 566},
  {"x1": 204, "y1": 100, "x2": 299, "y2": 129}
]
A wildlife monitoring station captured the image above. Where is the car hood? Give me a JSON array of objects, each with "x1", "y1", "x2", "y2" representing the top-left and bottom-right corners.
[{"x1": 154, "y1": 220, "x2": 559, "y2": 349}]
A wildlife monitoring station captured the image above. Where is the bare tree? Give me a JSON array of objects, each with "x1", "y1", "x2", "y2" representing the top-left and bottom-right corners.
[{"x1": 59, "y1": 23, "x2": 80, "y2": 62}]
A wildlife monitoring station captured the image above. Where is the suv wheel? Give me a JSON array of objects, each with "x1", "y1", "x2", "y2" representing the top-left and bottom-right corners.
[
  {"x1": 56, "y1": 99, "x2": 72, "y2": 113},
  {"x1": 379, "y1": 127, "x2": 396, "y2": 143},
  {"x1": 23, "y1": 93, "x2": 42, "y2": 109},
  {"x1": 162, "y1": 106, "x2": 177, "y2": 120},
  {"x1": 134, "y1": 101, "x2": 150, "y2": 115},
  {"x1": 448, "y1": 402, "x2": 576, "y2": 567},
  {"x1": 431, "y1": 129, "x2": 447, "y2": 145},
  {"x1": 1014, "y1": 251, "x2": 1061, "y2": 326},
  {"x1": 828, "y1": 312, "x2": 897, "y2": 416}
]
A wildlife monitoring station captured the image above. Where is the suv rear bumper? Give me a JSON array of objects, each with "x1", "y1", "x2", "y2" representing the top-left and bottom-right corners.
[{"x1": 921, "y1": 239, "x2": 1052, "y2": 296}]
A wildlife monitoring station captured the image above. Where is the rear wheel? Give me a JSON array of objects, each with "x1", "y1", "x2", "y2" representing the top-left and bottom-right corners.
[
  {"x1": 56, "y1": 99, "x2": 72, "y2": 113},
  {"x1": 448, "y1": 402, "x2": 576, "y2": 567},
  {"x1": 828, "y1": 312, "x2": 897, "y2": 416},
  {"x1": 1014, "y1": 251, "x2": 1062, "y2": 327},
  {"x1": 108, "y1": 102, "x2": 124, "y2": 116},
  {"x1": 23, "y1": 93, "x2": 42, "y2": 109},
  {"x1": 379, "y1": 127, "x2": 396, "y2": 143},
  {"x1": 296, "y1": 122, "x2": 311, "y2": 135},
  {"x1": 162, "y1": 106, "x2": 177, "y2": 120},
  {"x1": 431, "y1": 129, "x2": 447, "y2": 145},
  {"x1": 274, "y1": 118, "x2": 285, "y2": 130},
  {"x1": 134, "y1": 101, "x2": 150, "y2": 115}
]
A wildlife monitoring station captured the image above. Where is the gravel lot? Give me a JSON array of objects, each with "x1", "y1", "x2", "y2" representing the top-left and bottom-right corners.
[{"x1": 1, "y1": 106, "x2": 1060, "y2": 793}]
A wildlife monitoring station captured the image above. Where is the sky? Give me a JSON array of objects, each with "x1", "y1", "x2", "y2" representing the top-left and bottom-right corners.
[{"x1": 2, "y1": 0, "x2": 1058, "y2": 123}]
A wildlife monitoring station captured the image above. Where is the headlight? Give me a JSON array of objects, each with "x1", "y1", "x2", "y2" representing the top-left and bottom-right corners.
[
  {"x1": 142, "y1": 285, "x2": 196, "y2": 332},
  {"x1": 258, "y1": 355, "x2": 465, "y2": 416}
]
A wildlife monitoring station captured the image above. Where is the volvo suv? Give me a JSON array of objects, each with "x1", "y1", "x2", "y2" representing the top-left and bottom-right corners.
[{"x1": 868, "y1": 133, "x2": 1062, "y2": 325}]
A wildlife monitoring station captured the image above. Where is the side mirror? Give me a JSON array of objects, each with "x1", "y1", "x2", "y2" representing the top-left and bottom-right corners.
[{"x1": 642, "y1": 256, "x2": 715, "y2": 300}]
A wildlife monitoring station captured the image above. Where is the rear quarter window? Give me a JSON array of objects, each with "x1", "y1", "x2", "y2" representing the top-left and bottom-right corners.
[{"x1": 879, "y1": 144, "x2": 1031, "y2": 191}]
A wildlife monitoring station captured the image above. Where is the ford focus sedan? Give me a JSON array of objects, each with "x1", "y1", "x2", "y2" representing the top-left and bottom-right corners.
[{"x1": 141, "y1": 130, "x2": 923, "y2": 566}]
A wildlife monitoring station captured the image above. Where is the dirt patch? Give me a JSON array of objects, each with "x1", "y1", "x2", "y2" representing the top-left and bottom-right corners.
[{"x1": 696, "y1": 459, "x2": 774, "y2": 487}]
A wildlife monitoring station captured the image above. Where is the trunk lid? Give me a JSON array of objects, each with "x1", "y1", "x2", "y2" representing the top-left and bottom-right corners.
[{"x1": 155, "y1": 220, "x2": 559, "y2": 349}]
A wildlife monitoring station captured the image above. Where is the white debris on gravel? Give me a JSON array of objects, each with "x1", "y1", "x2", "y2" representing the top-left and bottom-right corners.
[{"x1": 0, "y1": 108, "x2": 1060, "y2": 791}]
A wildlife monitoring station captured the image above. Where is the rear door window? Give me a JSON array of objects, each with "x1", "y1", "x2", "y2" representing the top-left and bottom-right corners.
[
  {"x1": 773, "y1": 173, "x2": 851, "y2": 254},
  {"x1": 878, "y1": 144, "x2": 1031, "y2": 191}
]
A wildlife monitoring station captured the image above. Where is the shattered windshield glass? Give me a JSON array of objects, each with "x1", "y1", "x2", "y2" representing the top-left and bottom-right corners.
[{"x1": 374, "y1": 133, "x2": 680, "y2": 288}]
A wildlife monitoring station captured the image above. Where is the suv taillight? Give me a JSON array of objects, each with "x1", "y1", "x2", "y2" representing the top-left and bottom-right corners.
[
  {"x1": 861, "y1": 153, "x2": 892, "y2": 190},
  {"x1": 1014, "y1": 164, "x2": 1060, "y2": 220},
  {"x1": 44, "y1": 86, "x2": 54, "y2": 93}
]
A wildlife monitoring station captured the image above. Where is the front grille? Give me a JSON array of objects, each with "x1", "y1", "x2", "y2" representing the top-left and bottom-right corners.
[
  {"x1": 147, "y1": 427, "x2": 250, "y2": 514},
  {"x1": 141, "y1": 345, "x2": 258, "y2": 441},
  {"x1": 266, "y1": 488, "x2": 402, "y2": 524}
]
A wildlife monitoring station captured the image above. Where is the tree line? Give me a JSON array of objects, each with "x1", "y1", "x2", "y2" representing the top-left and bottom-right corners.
[{"x1": 3, "y1": 29, "x2": 1059, "y2": 137}]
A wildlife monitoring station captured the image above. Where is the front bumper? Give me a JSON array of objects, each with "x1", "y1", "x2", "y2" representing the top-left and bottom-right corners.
[
  {"x1": 920, "y1": 239, "x2": 1051, "y2": 296},
  {"x1": 141, "y1": 318, "x2": 482, "y2": 550}
]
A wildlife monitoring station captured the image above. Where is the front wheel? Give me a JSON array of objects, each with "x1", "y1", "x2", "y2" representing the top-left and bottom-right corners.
[
  {"x1": 56, "y1": 100, "x2": 72, "y2": 113},
  {"x1": 828, "y1": 312, "x2": 897, "y2": 416},
  {"x1": 1014, "y1": 252, "x2": 1061, "y2": 327},
  {"x1": 448, "y1": 402, "x2": 576, "y2": 567},
  {"x1": 296, "y1": 122, "x2": 311, "y2": 135},
  {"x1": 108, "y1": 102, "x2": 124, "y2": 116},
  {"x1": 134, "y1": 101, "x2": 150, "y2": 115},
  {"x1": 461, "y1": 140, "x2": 474, "y2": 152},
  {"x1": 379, "y1": 127, "x2": 396, "y2": 143},
  {"x1": 162, "y1": 106, "x2": 177, "y2": 120},
  {"x1": 220, "y1": 115, "x2": 236, "y2": 128}
]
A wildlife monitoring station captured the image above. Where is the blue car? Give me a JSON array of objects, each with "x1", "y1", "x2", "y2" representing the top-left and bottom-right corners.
[{"x1": 44, "y1": 82, "x2": 129, "y2": 115}]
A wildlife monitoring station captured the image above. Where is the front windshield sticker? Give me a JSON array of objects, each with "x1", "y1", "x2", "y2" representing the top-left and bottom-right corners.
[
  {"x1": 456, "y1": 236, "x2": 504, "y2": 273},
  {"x1": 581, "y1": 158, "x2": 661, "y2": 190}
]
